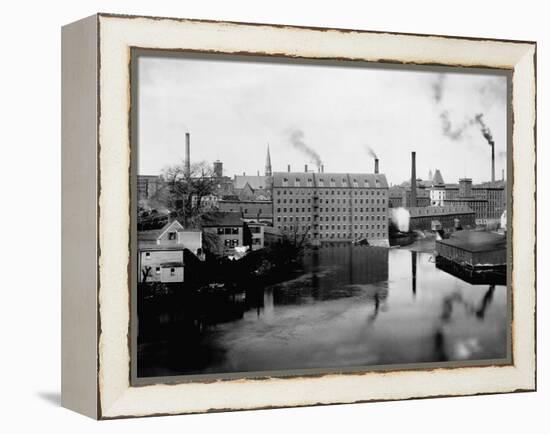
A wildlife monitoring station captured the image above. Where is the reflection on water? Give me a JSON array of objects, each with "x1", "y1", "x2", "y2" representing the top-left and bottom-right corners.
[{"x1": 138, "y1": 246, "x2": 508, "y2": 378}]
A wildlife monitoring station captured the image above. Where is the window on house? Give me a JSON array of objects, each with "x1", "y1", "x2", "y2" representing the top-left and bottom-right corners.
[
  {"x1": 170, "y1": 268, "x2": 175, "y2": 276},
  {"x1": 155, "y1": 267, "x2": 160, "y2": 275},
  {"x1": 168, "y1": 232, "x2": 176, "y2": 240}
]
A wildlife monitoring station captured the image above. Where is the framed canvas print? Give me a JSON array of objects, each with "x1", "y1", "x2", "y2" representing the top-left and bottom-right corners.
[{"x1": 61, "y1": 13, "x2": 536, "y2": 419}]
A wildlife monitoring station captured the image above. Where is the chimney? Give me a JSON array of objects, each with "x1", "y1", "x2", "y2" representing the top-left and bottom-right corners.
[
  {"x1": 374, "y1": 158, "x2": 379, "y2": 174},
  {"x1": 502, "y1": 169, "x2": 505, "y2": 181},
  {"x1": 213, "y1": 160, "x2": 223, "y2": 178},
  {"x1": 410, "y1": 152, "x2": 417, "y2": 207},
  {"x1": 491, "y1": 142, "x2": 495, "y2": 182},
  {"x1": 321, "y1": 164, "x2": 324, "y2": 173},
  {"x1": 305, "y1": 164, "x2": 308, "y2": 172},
  {"x1": 287, "y1": 164, "x2": 291, "y2": 172},
  {"x1": 459, "y1": 178, "x2": 472, "y2": 198},
  {"x1": 185, "y1": 132, "x2": 191, "y2": 177}
]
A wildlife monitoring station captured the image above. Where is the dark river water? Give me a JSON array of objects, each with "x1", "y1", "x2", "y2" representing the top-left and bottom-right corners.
[{"x1": 137, "y1": 243, "x2": 508, "y2": 378}]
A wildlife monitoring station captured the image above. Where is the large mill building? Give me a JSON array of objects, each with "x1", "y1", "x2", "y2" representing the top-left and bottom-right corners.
[{"x1": 272, "y1": 168, "x2": 389, "y2": 246}]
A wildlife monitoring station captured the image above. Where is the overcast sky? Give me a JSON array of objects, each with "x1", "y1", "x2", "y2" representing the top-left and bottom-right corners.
[{"x1": 137, "y1": 54, "x2": 507, "y2": 185}]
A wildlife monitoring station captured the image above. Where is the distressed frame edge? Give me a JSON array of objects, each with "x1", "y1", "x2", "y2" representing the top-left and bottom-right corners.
[
  {"x1": 94, "y1": 14, "x2": 536, "y2": 419},
  {"x1": 61, "y1": 13, "x2": 100, "y2": 419}
]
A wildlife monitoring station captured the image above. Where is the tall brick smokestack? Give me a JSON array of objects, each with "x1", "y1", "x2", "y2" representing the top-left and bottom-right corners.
[
  {"x1": 410, "y1": 151, "x2": 417, "y2": 207},
  {"x1": 475, "y1": 114, "x2": 495, "y2": 183},
  {"x1": 374, "y1": 158, "x2": 379, "y2": 174},
  {"x1": 185, "y1": 132, "x2": 191, "y2": 177}
]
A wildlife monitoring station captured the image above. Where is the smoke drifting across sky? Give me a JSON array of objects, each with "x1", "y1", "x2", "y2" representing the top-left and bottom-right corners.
[
  {"x1": 431, "y1": 72, "x2": 501, "y2": 153},
  {"x1": 365, "y1": 146, "x2": 378, "y2": 159},
  {"x1": 138, "y1": 55, "x2": 507, "y2": 184},
  {"x1": 288, "y1": 129, "x2": 323, "y2": 168}
]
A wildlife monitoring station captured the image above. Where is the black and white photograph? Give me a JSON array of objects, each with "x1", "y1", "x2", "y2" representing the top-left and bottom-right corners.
[{"x1": 134, "y1": 52, "x2": 509, "y2": 379}]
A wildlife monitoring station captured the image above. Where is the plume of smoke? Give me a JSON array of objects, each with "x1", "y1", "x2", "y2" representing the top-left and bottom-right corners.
[
  {"x1": 432, "y1": 74, "x2": 500, "y2": 156},
  {"x1": 365, "y1": 146, "x2": 378, "y2": 159},
  {"x1": 288, "y1": 129, "x2": 322, "y2": 167},
  {"x1": 431, "y1": 74, "x2": 446, "y2": 103},
  {"x1": 474, "y1": 114, "x2": 494, "y2": 146},
  {"x1": 440, "y1": 111, "x2": 475, "y2": 141},
  {"x1": 391, "y1": 207, "x2": 410, "y2": 233}
]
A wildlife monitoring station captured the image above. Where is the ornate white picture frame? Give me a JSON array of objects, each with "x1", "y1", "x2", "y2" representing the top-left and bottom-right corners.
[{"x1": 61, "y1": 13, "x2": 536, "y2": 419}]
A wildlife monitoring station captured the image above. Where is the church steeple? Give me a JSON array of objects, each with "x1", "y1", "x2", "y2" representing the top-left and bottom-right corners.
[{"x1": 265, "y1": 145, "x2": 272, "y2": 177}]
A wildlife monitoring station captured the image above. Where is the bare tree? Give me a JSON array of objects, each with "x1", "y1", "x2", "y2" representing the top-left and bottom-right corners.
[
  {"x1": 157, "y1": 161, "x2": 218, "y2": 227},
  {"x1": 283, "y1": 223, "x2": 311, "y2": 249}
]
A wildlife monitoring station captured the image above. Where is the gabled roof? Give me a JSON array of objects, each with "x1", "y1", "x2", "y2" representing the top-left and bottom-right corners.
[
  {"x1": 138, "y1": 220, "x2": 184, "y2": 242},
  {"x1": 433, "y1": 169, "x2": 445, "y2": 185},
  {"x1": 233, "y1": 175, "x2": 267, "y2": 190}
]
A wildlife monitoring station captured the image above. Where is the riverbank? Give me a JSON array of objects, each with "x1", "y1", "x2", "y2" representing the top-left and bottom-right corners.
[{"x1": 137, "y1": 245, "x2": 507, "y2": 378}]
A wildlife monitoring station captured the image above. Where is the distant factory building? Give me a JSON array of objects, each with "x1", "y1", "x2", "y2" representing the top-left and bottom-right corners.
[
  {"x1": 445, "y1": 178, "x2": 489, "y2": 224},
  {"x1": 389, "y1": 184, "x2": 431, "y2": 208},
  {"x1": 272, "y1": 171, "x2": 389, "y2": 246},
  {"x1": 408, "y1": 205, "x2": 475, "y2": 231},
  {"x1": 471, "y1": 181, "x2": 507, "y2": 220},
  {"x1": 388, "y1": 186, "x2": 404, "y2": 208},
  {"x1": 429, "y1": 169, "x2": 505, "y2": 224}
]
